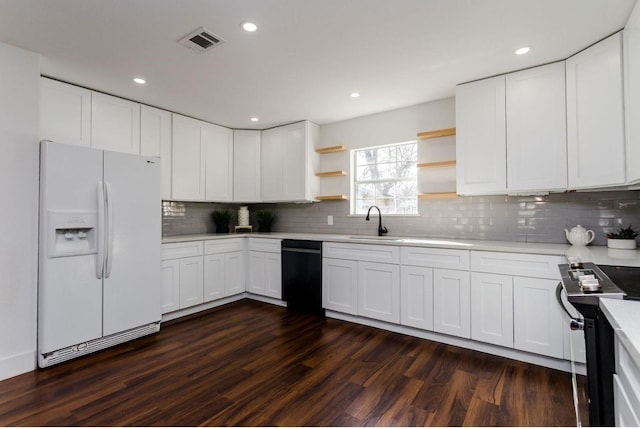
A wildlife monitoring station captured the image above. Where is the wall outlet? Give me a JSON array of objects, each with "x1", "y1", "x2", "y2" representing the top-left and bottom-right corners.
[{"x1": 327, "y1": 215, "x2": 333, "y2": 226}]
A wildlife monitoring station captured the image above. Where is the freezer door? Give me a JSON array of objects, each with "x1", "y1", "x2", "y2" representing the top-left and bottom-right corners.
[
  {"x1": 38, "y1": 141, "x2": 103, "y2": 353},
  {"x1": 102, "y1": 150, "x2": 161, "y2": 336}
]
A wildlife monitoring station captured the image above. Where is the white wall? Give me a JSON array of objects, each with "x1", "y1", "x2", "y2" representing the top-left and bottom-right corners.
[
  {"x1": 0, "y1": 41, "x2": 40, "y2": 380},
  {"x1": 318, "y1": 97, "x2": 455, "y2": 197}
]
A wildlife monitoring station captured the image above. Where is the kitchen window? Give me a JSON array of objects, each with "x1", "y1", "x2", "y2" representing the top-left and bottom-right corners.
[{"x1": 351, "y1": 141, "x2": 418, "y2": 215}]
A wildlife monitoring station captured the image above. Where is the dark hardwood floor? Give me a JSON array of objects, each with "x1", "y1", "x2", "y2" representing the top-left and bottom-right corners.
[{"x1": 0, "y1": 300, "x2": 588, "y2": 426}]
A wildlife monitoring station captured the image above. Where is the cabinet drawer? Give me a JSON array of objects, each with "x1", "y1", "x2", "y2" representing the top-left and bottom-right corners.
[
  {"x1": 323, "y1": 242, "x2": 400, "y2": 264},
  {"x1": 161, "y1": 241, "x2": 204, "y2": 260},
  {"x1": 614, "y1": 374, "x2": 640, "y2": 426},
  {"x1": 204, "y1": 238, "x2": 244, "y2": 254},
  {"x1": 470, "y1": 251, "x2": 564, "y2": 278},
  {"x1": 615, "y1": 335, "x2": 640, "y2": 416},
  {"x1": 401, "y1": 247, "x2": 469, "y2": 270},
  {"x1": 248, "y1": 237, "x2": 281, "y2": 253}
]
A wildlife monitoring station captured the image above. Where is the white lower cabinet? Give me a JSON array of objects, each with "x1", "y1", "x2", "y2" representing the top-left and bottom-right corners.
[
  {"x1": 513, "y1": 277, "x2": 564, "y2": 358},
  {"x1": 400, "y1": 265, "x2": 434, "y2": 330},
  {"x1": 160, "y1": 259, "x2": 180, "y2": 313},
  {"x1": 203, "y1": 253, "x2": 225, "y2": 301},
  {"x1": 179, "y1": 256, "x2": 205, "y2": 308},
  {"x1": 358, "y1": 262, "x2": 400, "y2": 323},
  {"x1": 204, "y1": 239, "x2": 245, "y2": 300},
  {"x1": 614, "y1": 333, "x2": 640, "y2": 426},
  {"x1": 433, "y1": 269, "x2": 471, "y2": 338},
  {"x1": 323, "y1": 258, "x2": 358, "y2": 315},
  {"x1": 470, "y1": 272, "x2": 513, "y2": 348},
  {"x1": 247, "y1": 238, "x2": 282, "y2": 299}
]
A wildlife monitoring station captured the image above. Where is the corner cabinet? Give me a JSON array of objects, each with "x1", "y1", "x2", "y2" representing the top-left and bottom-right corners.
[
  {"x1": 203, "y1": 122, "x2": 234, "y2": 202},
  {"x1": 566, "y1": 32, "x2": 626, "y2": 189},
  {"x1": 261, "y1": 121, "x2": 320, "y2": 202},
  {"x1": 233, "y1": 130, "x2": 261, "y2": 202},
  {"x1": 455, "y1": 75, "x2": 507, "y2": 195}
]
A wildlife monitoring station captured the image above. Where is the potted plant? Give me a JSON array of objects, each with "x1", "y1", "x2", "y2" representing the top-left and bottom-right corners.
[
  {"x1": 211, "y1": 209, "x2": 232, "y2": 233},
  {"x1": 607, "y1": 225, "x2": 639, "y2": 249},
  {"x1": 256, "y1": 210, "x2": 276, "y2": 233}
]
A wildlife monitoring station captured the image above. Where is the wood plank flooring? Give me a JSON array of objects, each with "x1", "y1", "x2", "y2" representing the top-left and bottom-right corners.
[{"x1": 0, "y1": 300, "x2": 588, "y2": 426}]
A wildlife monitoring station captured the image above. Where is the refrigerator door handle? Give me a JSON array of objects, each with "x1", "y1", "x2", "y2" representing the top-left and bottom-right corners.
[
  {"x1": 105, "y1": 182, "x2": 114, "y2": 278},
  {"x1": 96, "y1": 181, "x2": 105, "y2": 279}
]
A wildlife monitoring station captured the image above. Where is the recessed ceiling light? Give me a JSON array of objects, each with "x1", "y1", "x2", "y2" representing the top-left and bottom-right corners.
[
  {"x1": 350, "y1": 92, "x2": 360, "y2": 98},
  {"x1": 515, "y1": 46, "x2": 531, "y2": 55},
  {"x1": 250, "y1": 117, "x2": 259, "y2": 122},
  {"x1": 133, "y1": 77, "x2": 146, "y2": 84},
  {"x1": 241, "y1": 22, "x2": 258, "y2": 32}
]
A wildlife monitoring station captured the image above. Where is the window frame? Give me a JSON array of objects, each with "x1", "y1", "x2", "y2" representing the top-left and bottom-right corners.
[{"x1": 350, "y1": 140, "x2": 419, "y2": 216}]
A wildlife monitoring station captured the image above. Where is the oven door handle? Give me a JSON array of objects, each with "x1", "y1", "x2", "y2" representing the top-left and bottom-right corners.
[{"x1": 556, "y1": 282, "x2": 585, "y2": 331}]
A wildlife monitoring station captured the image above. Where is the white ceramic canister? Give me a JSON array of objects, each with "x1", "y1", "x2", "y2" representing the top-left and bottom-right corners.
[{"x1": 238, "y1": 206, "x2": 249, "y2": 226}]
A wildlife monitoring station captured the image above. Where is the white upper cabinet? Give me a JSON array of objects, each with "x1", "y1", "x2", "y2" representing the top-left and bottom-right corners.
[
  {"x1": 261, "y1": 121, "x2": 319, "y2": 202},
  {"x1": 456, "y1": 75, "x2": 507, "y2": 195},
  {"x1": 40, "y1": 77, "x2": 91, "y2": 147},
  {"x1": 91, "y1": 92, "x2": 141, "y2": 154},
  {"x1": 566, "y1": 32, "x2": 625, "y2": 189},
  {"x1": 140, "y1": 105, "x2": 172, "y2": 200},
  {"x1": 625, "y1": 3, "x2": 640, "y2": 184},
  {"x1": 203, "y1": 122, "x2": 234, "y2": 202},
  {"x1": 506, "y1": 62, "x2": 567, "y2": 192},
  {"x1": 233, "y1": 130, "x2": 261, "y2": 202},
  {"x1": 171, "y1": 114, "x2": 206, "y2": 201}
]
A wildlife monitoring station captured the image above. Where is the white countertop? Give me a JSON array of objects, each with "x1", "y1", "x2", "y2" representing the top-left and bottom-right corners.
[{"x1": 600, "y1": 298, "x2": 640, "y2": 367}]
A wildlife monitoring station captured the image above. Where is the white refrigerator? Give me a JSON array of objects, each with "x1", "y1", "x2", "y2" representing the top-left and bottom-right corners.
[{"x1": 38, "y1": 141, "x2": 162, "y2": 367}]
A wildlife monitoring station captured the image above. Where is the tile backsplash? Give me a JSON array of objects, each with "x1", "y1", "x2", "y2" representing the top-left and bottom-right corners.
[{"x1": 162, "y1": 190, "x2": 640, "y2": 245}]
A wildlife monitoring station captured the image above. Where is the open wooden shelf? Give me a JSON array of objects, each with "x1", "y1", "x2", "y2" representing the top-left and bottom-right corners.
[
  {"x1": 316, "y1": 145, "x2": 347, "y2": 154},
  {"x1": 417, "y1": 128, "x2": 456, "y2": 140},
  {"x1": 418, "y1": 192, "x2": 458, "y2": 200},
  {"x1": 316, "y1": 170, "x2": 347, "y2": 177},
  {"x1": 418, "y1": 160, "x2": 456, "y2": 168},
  {"x1": 316, "y1": 195, "x2": 348, "y2": 201}
]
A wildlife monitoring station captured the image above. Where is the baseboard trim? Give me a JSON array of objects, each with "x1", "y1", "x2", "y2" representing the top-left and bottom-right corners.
[{"x1": 0, "y1": 349, "x2": 36, "y2": 381}]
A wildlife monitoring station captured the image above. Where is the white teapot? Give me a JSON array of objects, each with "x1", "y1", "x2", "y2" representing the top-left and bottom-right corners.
[{"x1": 564, "y1": 225, "x2": 595, "y2": 246}]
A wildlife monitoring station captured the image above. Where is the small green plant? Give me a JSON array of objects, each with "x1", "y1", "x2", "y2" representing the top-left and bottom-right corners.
[
  {"x1": 211, "y1": 209, "x2": 232, "y2": 233},
  {"x1": 256, "y1": 210, "x2": 276, "y2": 232},
  {"x1": 607, "y1": 225, "x2": 639, "y2": 239}
]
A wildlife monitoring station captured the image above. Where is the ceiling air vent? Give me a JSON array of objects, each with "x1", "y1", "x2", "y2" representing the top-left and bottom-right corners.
[{"x1": 177, "y1": 27, "x2": 225, "y2": 54}]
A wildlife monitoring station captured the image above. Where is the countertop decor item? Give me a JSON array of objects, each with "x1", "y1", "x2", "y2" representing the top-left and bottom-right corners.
[
  {"x1": 211, "y1": 209, "x2": 232, "y2": 233},
  {"x1": 564, "y1": 225, "x2": 595, "y2": 246},
  {"x1": 607, "y1": 225, "x2": 639, "y2": 249},
  {"x1": 256, "y1": 210, "x2": 276, "y2": 233},
  {"x1": 238, "y1": 206, "x2": 249, "y2": 226}
]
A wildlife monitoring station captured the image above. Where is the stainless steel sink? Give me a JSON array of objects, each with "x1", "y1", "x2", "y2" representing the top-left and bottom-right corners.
[{"x1": 347, "y1": 236, "x2": 404, "y2": 242}]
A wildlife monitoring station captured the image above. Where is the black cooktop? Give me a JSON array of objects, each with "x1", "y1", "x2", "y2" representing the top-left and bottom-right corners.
[{"x1": 598, "y1": 265, "x2": 640, "y2": 301}]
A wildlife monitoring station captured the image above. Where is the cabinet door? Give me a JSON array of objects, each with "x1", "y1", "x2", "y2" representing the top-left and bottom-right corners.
[
  {"x1": 233, "y1": 130, "x2": 261, "y2": 202},
  {"x1": 203, "y1": 123, "x2": 234, "y2": 202},
  {"x1": 323, "y1": 258, "x2": 358, "y2": 315},
  {"x1": 470, "y1": 272, "x2": 513, "y2": 347},
  {"x1": 141, "y1": 105, "x2": 172, "y2": 200},
  {"x1": 247, "y1": 251, "x2": 266, "y2": 295},
  {"x1": 282, "y1": 122, "x2": 307, "y2": 200},
  {"x1": 456, "y1": 75, "x2": 507, "y2": 195},
  {"x1": 40, "y1": 77, "x2": 91, "y2": 147},
  {"x1": 506, "y1": 62, "x2": 567, "y2": 192},
  {"x1": 625, "y1": 4, "x2": 640, "y2": 184},
  {"x1": 263, "y1": 252, "x2": 282, "y2": 299},
  {"x1": 358, "y1": 262, "x2": 400, "y2": 323},
  {"x1": 400, "y1": 265, "x2": 434, "y2": 330},
  {"x1": 433, "y1": 269, "x2": 471, "y2": 338},
  {"x1": 203, "y1": 253, "x2": 225, "y2": 302},
  {"x1": 260, "y1": 127, "x2": 284, "y2": 201},
  {"x1": 566, "y1": 32, "x2": 625, "y2": 189},
  {"x1": 179, "y1": 256, "x2": 204, "y2": 309},
  {"x1": 172, "y1": 114, "x2": 205, "y2": 200},
  {"x1": 91, "y1": 92, "x2": 141, "y2": 154},
  {"x1": 161, "y1": 259, "x2": 180, "y2": 314},
  {"x1": 225, "y1": 251, "x2": 246, "y2": 296},
  {"x1": 513, "y1": 277, "x2": 563, "y2": 358}
]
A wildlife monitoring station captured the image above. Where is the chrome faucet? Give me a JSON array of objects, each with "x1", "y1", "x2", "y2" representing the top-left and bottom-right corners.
[{"x1": 365, "y1": 205, "x2": 388, "y2": 236}]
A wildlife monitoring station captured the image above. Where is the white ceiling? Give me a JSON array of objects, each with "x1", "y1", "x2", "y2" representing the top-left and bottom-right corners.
[{"x1": 0, "y1": 0, "x2": 636, "y2": 129}]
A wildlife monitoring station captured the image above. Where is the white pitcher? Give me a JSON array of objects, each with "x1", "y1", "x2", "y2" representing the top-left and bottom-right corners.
[{"x1": 564, "y1": 225, "x2": 595, "y2": 246}]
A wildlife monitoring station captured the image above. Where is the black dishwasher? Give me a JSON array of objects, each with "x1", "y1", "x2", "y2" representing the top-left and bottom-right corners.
[{"x1": 281, "y1": 239, "x2": 324, "y2": 316}]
